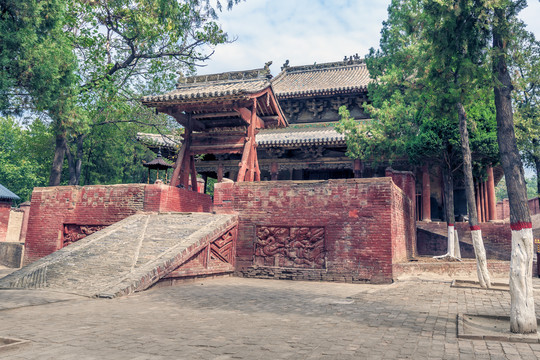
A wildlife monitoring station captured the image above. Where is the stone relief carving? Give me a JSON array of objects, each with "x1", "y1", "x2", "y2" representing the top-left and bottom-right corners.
[
  {"x1": 254, "y1": 226, "x2": 325, "y2": 269},
  {"x1": 63, "y1": 224, "x2": 108, "y2": 247}
]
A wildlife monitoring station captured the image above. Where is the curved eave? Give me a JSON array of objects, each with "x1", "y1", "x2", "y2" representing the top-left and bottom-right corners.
[
  {"x1": 258, "y1": 139, "x2": 346, "y2": 147},
  {"x1": 141, "y1": 93, "x2": 251, "y2": 107}
]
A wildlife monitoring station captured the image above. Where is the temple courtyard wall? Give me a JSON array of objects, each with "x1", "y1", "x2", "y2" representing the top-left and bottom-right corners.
[
  {"x1": 23, "y1": 184, "x2": 212, "y2": 264},
  {"x1": 213, "y1": 177, "x2": 415, "y2": 284}
]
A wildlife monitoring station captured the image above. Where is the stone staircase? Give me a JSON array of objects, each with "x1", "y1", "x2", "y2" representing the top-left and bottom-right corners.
[{"x1": 0, "y1": 213, "x2": 237, "y2": 298}]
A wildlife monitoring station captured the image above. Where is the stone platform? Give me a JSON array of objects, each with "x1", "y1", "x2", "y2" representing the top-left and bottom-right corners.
[{"x1": 0, "y1": 212, "x2": 237, "y2": 298}]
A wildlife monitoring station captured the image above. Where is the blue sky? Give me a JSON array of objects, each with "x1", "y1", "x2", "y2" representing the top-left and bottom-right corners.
[{"x1": 199, "y1": 0, "x2": 540, "y2": 76}]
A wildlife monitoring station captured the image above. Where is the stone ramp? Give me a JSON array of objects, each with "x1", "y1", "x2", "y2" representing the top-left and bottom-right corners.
[{"x1": 0, "y1": 213, "x2": 237, "y2": 298}]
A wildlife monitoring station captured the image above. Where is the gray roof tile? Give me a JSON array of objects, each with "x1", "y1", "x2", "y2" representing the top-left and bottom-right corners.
[
  {"x1": 256, "y1": 125, "x2": 346, "y2": 147},
  {"x1": 142, "y1": 68, "x2": 272, "y2": 104},
  {"x1": 272, "y1": 60, "x2": 370, "y2": 98},
  {"x1": 0, "y1": 184, "x2": 20, "y2": 201}
]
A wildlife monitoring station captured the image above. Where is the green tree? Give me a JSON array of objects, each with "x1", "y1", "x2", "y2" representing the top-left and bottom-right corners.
[
  {"x1": 421, "y1": 0, "x2": 495, "y2": 286},
  {"x1": 0, "y1": 0, "x2": 77, "y2": 115},
  {"x1": 2, "y1": 0, "x2": 239, "y2": 187},
  {"x1": 49, "y1": 0, "x2": 235, "y2": 186},
  {"x1": 511, "y1": 28, "x2": 540, "y2": 196},
  {"x1": 337, "y1": 0, "x2": 498, "y2": 265},
  {"x1": 0, "y1": 117, "x2": 53, "y2": 202}
]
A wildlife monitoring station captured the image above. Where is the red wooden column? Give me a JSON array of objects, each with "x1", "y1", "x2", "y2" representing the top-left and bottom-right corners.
[
  {"x1": 483, "y1": 180, "x2": 489, "y2": 221},
  {"x1": 237, "y1": 98, "x2": 260, "y2": 183},
  {"x1": 422, "y1": 165, "x2": 431, "y2": 221},
  {"x1": 170, "y1": 121, "x2": 191, "y2": 188},
  {"x1": 487, "y1": 166, "x2": 497, "y2": 220},
  {"x1": 476, "y1": 181, "x2": 483, "y2": 222}
]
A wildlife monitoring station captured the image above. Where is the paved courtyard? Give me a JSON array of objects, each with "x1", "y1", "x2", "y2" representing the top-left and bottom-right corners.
[{"x1": 1, "y1": 275, "x2": 540, "y2": 359}]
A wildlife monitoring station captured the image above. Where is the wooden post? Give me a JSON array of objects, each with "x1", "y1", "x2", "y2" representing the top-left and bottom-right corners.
[
  {"x1": 476, "y1": 181, "x2": 482, "y2": 223},
  {"x1": 190, "y1": 155, "x2": 198, "y2": 192},
  {"x1": 270, "y1": 162, "x2": 278, "y2": 181},
  {"x1": 483, "y1": 180, "x2": 489, "y2": 221},
  {"x1": 217, "y1": 163, "x2": 224, "y2": 182},
  {"x1": 487, "y1": 166, "x2": 497, "y2": 220},
  {"x1": 170, "y1": 114, "x2": 192, "y2": 188},
  {"x1": 237, "y1": 140, "x2": 251, "y2": 182},
  {"x1": 422, "y1": 165, "x2": 431, "y2": 221}
]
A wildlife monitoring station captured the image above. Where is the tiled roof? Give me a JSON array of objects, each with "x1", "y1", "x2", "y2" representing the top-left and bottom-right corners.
[
  {"x1": 142, "y1": 68, "x2": 272, "y2": 105},
  {"x1": 138, "y1": 123, "x2": 360, "y2": 149},
  {"x1": 143, "y1": 150, "x2": 174, "y2": 169},
  {"x1": 256, "y1": 125, "x2": 346, "y2": 147},
  {"x1": 0, "y1": 183, "x2": 19, "y2": 201},
  {"x1": 136, "y1": 133, "x2": 181, "y2": 148},
  {"x1": 272, "y1": 59, "x2": 370, "y2": 98}
]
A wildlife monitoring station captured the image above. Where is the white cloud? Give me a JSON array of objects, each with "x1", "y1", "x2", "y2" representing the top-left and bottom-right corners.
[{"x1": 199, "y1": 0, "x2": 540, "y2": 76}]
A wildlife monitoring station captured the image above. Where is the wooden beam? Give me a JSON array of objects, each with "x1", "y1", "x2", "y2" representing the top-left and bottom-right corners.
[
  {"x1": 234, "y1": 107, "x2": 265, "y2": 129},
  {"x1": 192, "y1": 111, "x2": 238, "y2": 119},
  {"x1": 172, "y1": 113, "x2": 206, "y2": 132},
  {"x1": 189, "y1": 143, "x2": 245, "y2": 155}
]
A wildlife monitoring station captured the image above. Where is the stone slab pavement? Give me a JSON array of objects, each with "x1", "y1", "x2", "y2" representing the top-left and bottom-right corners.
[{"x1": 2, "y1": 276, "x2": 540, "y2": 359}]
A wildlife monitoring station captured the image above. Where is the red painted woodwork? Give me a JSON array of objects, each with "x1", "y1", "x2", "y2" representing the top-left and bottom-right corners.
[{"x1": 487, "y1": 166, "x2": 497, "y2": 220}]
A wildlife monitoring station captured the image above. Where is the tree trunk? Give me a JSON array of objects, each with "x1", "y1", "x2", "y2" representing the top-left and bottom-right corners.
[
  {"x1": 493, "y1": 7, "x2": 536, "y2": 334},
  {"x1": 457, "y1": 102, "x2": 491, "y2": 288},
  {"x1": 49, "y1": 132, "x2": 66, "y2": 186},
  {"x1": 534, "y1": 158, "x2": 540, "y2": 197},
  {"x1": 442, "y1": 161, "x2": 459, "y2": 257},
  {"x1": 65, "y1": 135, "x2": 84, "y2": 185}
]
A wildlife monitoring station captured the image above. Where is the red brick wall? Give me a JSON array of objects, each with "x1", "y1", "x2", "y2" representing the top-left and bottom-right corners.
[
  {"x1": 144, "y1": 184, "x2": 212, "y2": 213},
  {"x1": 387, "y1": 168, "x2": 417, "y2": 258},
  {"x1": 0, "y1": 202, "x2": 11, "y2": 242},
  {"x1": 24, "y1": 184, "x2": 211, "y2": 264},
  {"x1": 213, "y1": 177, "x2": 415, "y2": 283}
]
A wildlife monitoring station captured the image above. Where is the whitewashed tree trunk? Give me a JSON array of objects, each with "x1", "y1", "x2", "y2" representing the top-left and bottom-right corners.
[
  {"x1": 493, "y1": 5, "x2": 536, "y2": 333},
  {"x1": 454, "y1": 229, "x2": 461, "y2": 259},
  {"x1": 471, "y1": 229, "x2": 491, "y2": 288},
  {"x1": 509, "y1": 226, "x2": 536, "y2": 333},
  {"x1": 447, "y1": 224, "x2": 455, "y2": 257}
]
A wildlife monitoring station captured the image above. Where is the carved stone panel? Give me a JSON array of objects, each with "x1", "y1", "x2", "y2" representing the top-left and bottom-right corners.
[
  {"x1": 63, "y1": 224, "x2": 108, "y2": 247},
  {"x1": 254, "y1": 226, "x2": 325, "y2": 269}
]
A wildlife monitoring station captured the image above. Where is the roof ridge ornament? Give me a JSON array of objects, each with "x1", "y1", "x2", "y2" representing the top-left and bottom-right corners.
[
  {"x1": 176, "y1": 65, "x2": 273, "y2": 87},
  {"x1": 343, "y1": 53, "x2": 362, "y2": 64}
]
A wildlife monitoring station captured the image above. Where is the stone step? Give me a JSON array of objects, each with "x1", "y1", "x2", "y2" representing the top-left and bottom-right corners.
[{"x1": 0, "y1": 213, "x2": 237, "y2": 298}]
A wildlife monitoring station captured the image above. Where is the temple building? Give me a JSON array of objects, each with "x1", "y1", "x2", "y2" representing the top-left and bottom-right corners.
[{"x1": 139, "y1": 57, "x2": 501, "y2": 223}]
